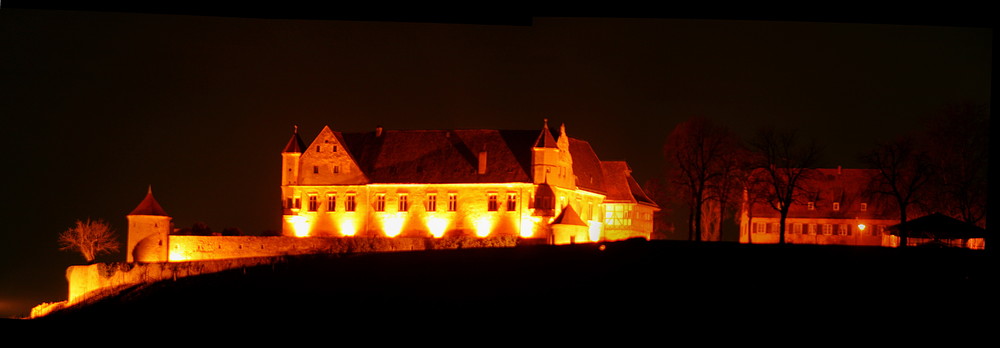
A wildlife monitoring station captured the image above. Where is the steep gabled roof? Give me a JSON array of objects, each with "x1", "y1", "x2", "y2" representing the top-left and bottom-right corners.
[
  {"x1": 340, "y1": 129, "x2": 536, "y2": 184},
  {"x1": 282, "y1": 126, "x2": 306, "y2": 153},
  {"x1": 600, "y1": 161, "x2": 636, "y2": 203},
  {"x1": 569, "y1": 138, "x2": 606, "y2": 194},
  {"x1": 749, "y1": 168, "x2": 894, "y2": 219},
  {"x1": 129, "y1": 187, "x2": 168, "y2": 216},
  {"x1": 552, "y1": 204, "x2": 587, "y2": 226},
  {"x1": 533, "y1": 121, "x2": 558, "y2": 148}
]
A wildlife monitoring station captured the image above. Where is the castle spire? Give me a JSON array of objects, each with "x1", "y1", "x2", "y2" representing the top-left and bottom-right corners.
[
  {"x1": 283, "y1": 125, "x2": 306, "y2": 153},
  {"x1": 533, "y1": 118, "x2": 558, "y2": 148},
  {"x1": 129, "y1": 186, "x2": 168, "y2": 216}
]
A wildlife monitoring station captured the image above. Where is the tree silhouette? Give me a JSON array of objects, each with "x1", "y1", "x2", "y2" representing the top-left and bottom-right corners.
[
  {"x1": 862, "y1": 135, "x2": 934, "y2": 248},
  {"x1": 922, "y1": 102, "x2": 989, "y2": 227},
  {"x1": 748, "y1": 127, "x2": 821, "y2": 244},
  {"x1": 59, "y1": 218, "x2": 119, "y2": 263},
  {"x1": 663, "y1": 117, "x2": 742, "y2": 241}
]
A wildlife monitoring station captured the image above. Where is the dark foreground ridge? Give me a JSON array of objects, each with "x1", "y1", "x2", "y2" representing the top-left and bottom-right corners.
[{"x1": 35, "y1": 240, "x2": 996, "y2": 326}]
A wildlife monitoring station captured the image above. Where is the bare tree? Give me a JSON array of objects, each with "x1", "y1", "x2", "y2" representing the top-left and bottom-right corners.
[
  {"x1": 749, "y1": 128, "x2": 821, "y2": 244},
  {"x1": 861, "y1": 136, "x2": 935, "y2": 247},
  {"x1": 663, "y1": 117, "x2": 742, "y2": 241},
  {"x1": 923, "y1": 102, "x2": 989, "y2": 227},
  {"x1": 59, "y1": 218, "x2": 120, "y2": 263}
]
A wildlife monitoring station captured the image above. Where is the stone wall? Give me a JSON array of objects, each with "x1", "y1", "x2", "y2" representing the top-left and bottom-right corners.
[{"x1": 167, "y1": 235, "x2": 428, "y2": 261}]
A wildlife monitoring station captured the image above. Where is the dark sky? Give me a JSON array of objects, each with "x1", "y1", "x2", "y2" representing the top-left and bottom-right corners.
[{"x1": 0, "y1": 8, "x2": 991, "y2": 318}]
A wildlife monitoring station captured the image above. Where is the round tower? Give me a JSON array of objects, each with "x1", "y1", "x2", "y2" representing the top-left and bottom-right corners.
[{"x1": 127, "y1": 187, "x2": 171, "y2": 263}]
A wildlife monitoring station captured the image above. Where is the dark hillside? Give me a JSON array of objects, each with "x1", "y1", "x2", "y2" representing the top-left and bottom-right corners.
[{"x1": 36, "y1": 241, "x2": 995, "y2": 328}]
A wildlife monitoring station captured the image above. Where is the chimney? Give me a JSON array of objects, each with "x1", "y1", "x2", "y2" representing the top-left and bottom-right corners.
[
  {"x1": 478, "y1": 150, "x2": 487, "y2": 175},
  {"x1": 375, "y1": 126, "x2": 383, "y2": 137}
]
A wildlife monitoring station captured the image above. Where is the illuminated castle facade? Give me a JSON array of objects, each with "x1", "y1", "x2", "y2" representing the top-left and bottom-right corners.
[
  {"x1": 739, "y1": 168, "x2": 898, "y2": 246},
  {"x1": 280, "y1": 121, "x2": 659, "y2": 244}
]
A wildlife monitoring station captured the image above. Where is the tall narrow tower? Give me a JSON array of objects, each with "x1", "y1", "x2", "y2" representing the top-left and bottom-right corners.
[
  {"x1": 281, "y1": 125, "x2": 306, "y2": 213},
  {"x1": 126, "y1": 187, "x2": 171, "y2": 263}
]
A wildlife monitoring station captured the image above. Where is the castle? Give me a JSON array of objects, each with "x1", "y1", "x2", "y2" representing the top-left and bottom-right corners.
[
  {"x1": 125, "y1": 120, "x2": 659, "y2": 263},
  {"x1": 278, "y1": 120, "x2": 659, "y2": 244}
]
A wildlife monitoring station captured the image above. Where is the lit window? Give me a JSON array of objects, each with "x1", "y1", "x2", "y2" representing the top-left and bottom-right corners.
[
  {"x1": 822, "y1": 224, "x2": 833, "y2": 235},
  {"x1": 753, "y1": 223, "x2": 765, "y2": 234},
  {"x1": 398, "y1": 194, "x2": 409, "y2": 212},
  {"x1": 327, "y1": 194, "x2": 336, "y2": 211},
  {"x1": 507, "y1": 193, "x2": 517, "y2": 211},
  {"x1": 807, "y1": 202, "x2": 815, "y2": 210},
  {"x1": 838, "y1": 224, "x2": 848, "y2": 236},
  {"x1": 448, "y1": 194, "x2": 457, "y2": 211},
  {"x1": 375, "y1": 194, "x2": 386, "y2": 212},
  {"x1": 808, "y1": 224, "x2": 817, "y2": 235},
  {"x1": 770, "y1": 223, "x2": 778, "y2": 234},
  {"x1": 308, "y1": 194, "x2": 318, "y2": 211},
  {"x1": 426, "y1": 194, "x2": 437, "y2": 211},
  {"x1": 860, "y1": 203, "x2": 867, "y2": 212},
  {"x1": 833, "y1": 202, "x2": 840, "y2": 211},
  {"x1": 488, "y1": 193, "x2": 498, "y2": 211},
  {"x1": 793, "y1": 223, "x2": 803, "y2": 234},
  {"x1": 345, "y1": 194, "x2": 356, "y2": 212}
]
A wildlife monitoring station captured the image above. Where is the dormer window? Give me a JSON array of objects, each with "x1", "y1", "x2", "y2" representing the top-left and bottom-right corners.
[
  {"x1": 860, "y1": 203, "x2": 867, "y2": 212},
  {"x1": 807, "y1": 202, "x2": 815, "y2": 210},
  {"x1": 833, "y1": 202, "x2": 840, "y2": 211}
]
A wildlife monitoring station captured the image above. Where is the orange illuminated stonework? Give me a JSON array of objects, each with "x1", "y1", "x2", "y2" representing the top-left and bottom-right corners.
[{"x1": 280, "y1": 121, "x2": 659, "y2": 244}]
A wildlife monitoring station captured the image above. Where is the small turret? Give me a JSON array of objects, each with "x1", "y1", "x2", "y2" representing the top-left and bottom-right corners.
[{"x1": 127, "y1": 187, "x2": 172, "y2": 263}]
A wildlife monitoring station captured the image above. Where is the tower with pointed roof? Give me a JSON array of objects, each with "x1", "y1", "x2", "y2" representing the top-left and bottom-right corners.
[
  {"x1": 531, "y1": 119, "x2": 574, "y2": 189},
  {"x1": 281, "y1": 125, "x2": 306, "y2": 214},
  {"x1": 127, "y1": 187, "x2": 172, "y2": 263}
]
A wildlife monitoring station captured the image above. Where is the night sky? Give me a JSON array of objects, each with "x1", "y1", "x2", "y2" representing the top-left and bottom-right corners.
[{"x1": 0, "y1": 7, "x2": 992, "y2": 318}]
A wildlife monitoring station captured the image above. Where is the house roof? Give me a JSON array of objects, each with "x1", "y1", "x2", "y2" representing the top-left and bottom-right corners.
[
  {"x1": 599, "y1": 161, "x2": 656, "y2": 208},
  {"x1": 888, "y1": 213, "x2": 987, "y2": 239},
  {"x1": 749, "y1": 168, "x2": 894, "y2": 220},
  {"x1": 129, "y1": 187, "x2": 168, "y2": 216},
  {"x1": 296, "y1": 124, "x2": 656, "y2": 208},
  {"x1": 340, "y1": 129, "x2": 536, "y2": 184},
  {"x1": 552, "y1": 204, "x2": 587, "y2": 226}
]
